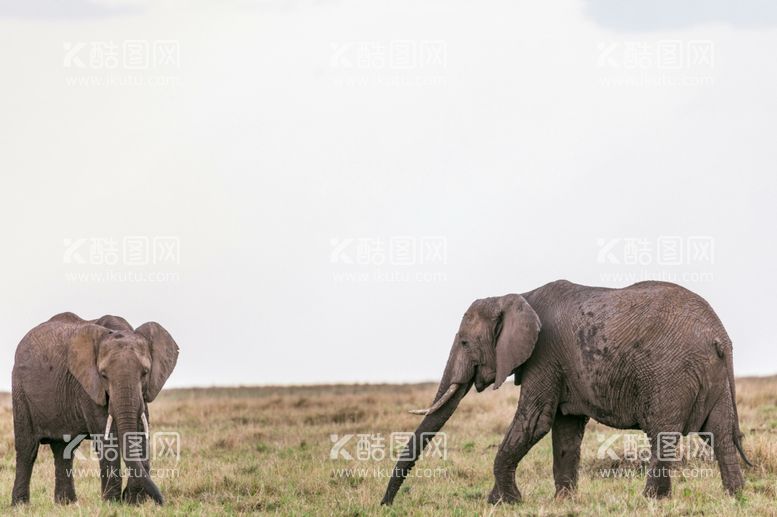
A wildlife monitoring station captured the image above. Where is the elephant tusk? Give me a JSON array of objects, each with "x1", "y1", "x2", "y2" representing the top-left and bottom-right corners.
[
  {"x1": 141, "y1": 412, "x2": 150, "y2": 438},
  {"x1": 104, "y1": 414, "x2": 113, "y2": 440},
  {"x1": 408, "y1": 383, "x2": 460, "y2": 416}
]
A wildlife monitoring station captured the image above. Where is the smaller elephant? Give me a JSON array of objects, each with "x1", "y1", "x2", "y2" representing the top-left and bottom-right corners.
[{"x1": 11, "y1": 312, "x2": 179, "y2": 505}]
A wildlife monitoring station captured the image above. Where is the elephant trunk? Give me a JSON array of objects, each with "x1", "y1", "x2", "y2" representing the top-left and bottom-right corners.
[
  {"x1": 113, "y1": 389, "x2": 163, "y2": 505},
  {"x1": 380, "y1": 379, "x2": 472, "y2": 505},
  {"x1": 381, "y1": 336, "x2": 475, "y2": 506}
]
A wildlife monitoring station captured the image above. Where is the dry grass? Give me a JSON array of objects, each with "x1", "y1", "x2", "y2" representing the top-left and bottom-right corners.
[{"x1": 0, "y1": 377, "x2": 776, "y2": 515}]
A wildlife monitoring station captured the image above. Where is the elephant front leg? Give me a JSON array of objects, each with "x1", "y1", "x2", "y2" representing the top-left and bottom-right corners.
[
  {"x1": 50, "y1": 441, "x2": 77, "y2": 504},
  {"x1": 488, "y1": 400, "x2": 556, "y2": 504},
  {"x1": 551, "y1": 412, "x2": 588, "y2": 497}
]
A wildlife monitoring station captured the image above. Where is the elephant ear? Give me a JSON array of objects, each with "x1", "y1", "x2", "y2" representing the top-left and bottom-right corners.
[
  {"x1": 136, "y1": 322, "x2": 179, "y2": 402},
  {"x1": 494, "y1": 294, "x2": 541, "y2": 389},
  {"x1": 67, "y1": 324, "x2": 110, "y2": 406}
]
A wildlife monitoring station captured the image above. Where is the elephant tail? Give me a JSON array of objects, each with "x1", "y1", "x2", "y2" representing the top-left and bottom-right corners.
[{"x1": 719, "y1": 339, "x2": 752, "y2": 467}]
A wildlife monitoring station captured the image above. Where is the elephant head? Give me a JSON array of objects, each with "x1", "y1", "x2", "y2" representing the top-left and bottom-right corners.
[
  {"x1": 66, "y1": 320, "x2": 179, "y2": 504},
  {"x1": 381, "y1": 294, "x2": 540, "y2": 505}
]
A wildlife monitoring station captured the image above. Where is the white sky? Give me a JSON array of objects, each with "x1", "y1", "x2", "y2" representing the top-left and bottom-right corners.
[{"x1": 1, "y1": 0, "x2": 776, "y2": 389}]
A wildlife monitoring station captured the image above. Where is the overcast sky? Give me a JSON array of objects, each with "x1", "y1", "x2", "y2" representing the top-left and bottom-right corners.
[{"x1": 1, "y1": 0, "x2": 775, "y2": 390}]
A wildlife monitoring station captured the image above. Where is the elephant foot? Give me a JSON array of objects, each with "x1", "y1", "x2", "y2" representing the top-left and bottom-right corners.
[
  {"x1": 102, "y1": 485, "x2": 122, "y2": 502},
  {"x1": 11, "y1": 494, "x2": 29, "y2": 506},
  {"x1": 554, "y1": 485, "x2": 575, "y2": 499},
  {"x1": 723, "y1": 479, "x2": 744, "y2": 496},
  {"x1": 643, "y1": 487, "x2": 671, "y2": 499},
  {"x1": 643, "y1": 483, "x2": 671, "y2": 499},
  {"x1": 122, "y1": 484, "x2": 149, "y2": 504},
  {"x1": 724, "y1": 484, "x2": 744, "y2": 497},
  {"x1": 643, "y1": 463, "x2": 672, "y2": 499},
  {"x1": 721, "y1": 469, "x2": 744, "y2": 496},
  {"x1": 487, "y1": 483, "x2": 522, "y2": 505},
  {"x1": 54, "y1": 492, "x2": 77, "y2": 505}
]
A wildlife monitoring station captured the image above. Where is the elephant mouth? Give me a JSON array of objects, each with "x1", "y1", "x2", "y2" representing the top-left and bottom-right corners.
[
  {"x1": 474, "y1": 364, "x2": 495, "y2": 392},
  {"x1": 475, "y1": 378, "x2": 487, "y2": 392}
]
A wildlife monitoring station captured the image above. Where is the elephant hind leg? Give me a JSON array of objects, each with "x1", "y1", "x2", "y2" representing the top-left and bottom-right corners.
[
  {"x1": 12, "y1": 440, "x2": 39, "y2": 505},
  {"x1": 488, "y1": 395, "x2": 558, "y2": 504},
  {"x1": 552, "y1": 412, "x2": 589, "y2": 497},
  {"x1": 11, "y1": 396, "x2": 39, "y2": 505},
  {"x1": 702, "y1": 395, "x2": 744, "y2": 495},
  {"x1": 50, "y1": 441, "x2": 77, "y2": 504},
  {"x1": 643, "y1": 432, "x2": 677, "y2": 498}
]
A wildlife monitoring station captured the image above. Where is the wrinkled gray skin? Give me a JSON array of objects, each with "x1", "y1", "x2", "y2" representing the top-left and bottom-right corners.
[
  {"x1": 382, "y1": 280, "x2": 750, "y2": 505},
  {"x1": 11, "y1": 312, "x2": 179, "y2": 506}
]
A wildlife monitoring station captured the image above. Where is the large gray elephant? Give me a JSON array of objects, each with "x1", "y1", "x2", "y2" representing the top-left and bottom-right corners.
[
  {"x1": 11, "y1": 312, "x2": 179, "y2": 505},
  {"x1": 381, "y1": 280, "x2": 750, "y2": 505}
]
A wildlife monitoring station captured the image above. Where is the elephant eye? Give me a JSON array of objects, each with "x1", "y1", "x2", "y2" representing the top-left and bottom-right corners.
[
  {"x1": 142, "y1": 368, "x2": 149, "y2": 376},
  {"x1": 460, "y1": 340, "x2": 470, "y2": 348},
  {"x1": 100, "y1": 371, "x2": 107, "y2": 379}
]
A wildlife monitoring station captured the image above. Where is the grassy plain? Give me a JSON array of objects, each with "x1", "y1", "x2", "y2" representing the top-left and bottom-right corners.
[{"x1": 0, "y1": 377, "x2": 775, "y2": 515}]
